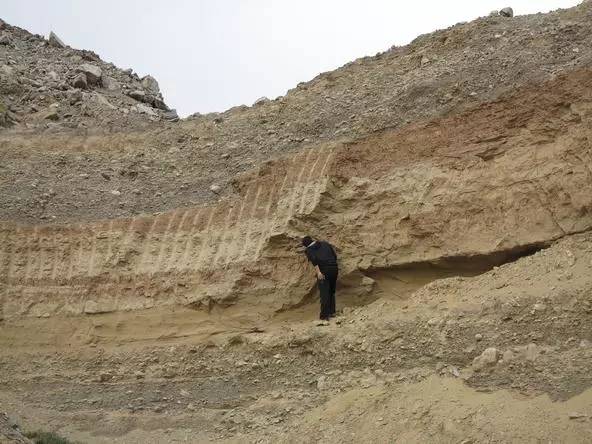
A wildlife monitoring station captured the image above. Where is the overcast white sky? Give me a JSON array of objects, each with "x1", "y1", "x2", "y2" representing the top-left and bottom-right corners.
[{"x1": 1, "y1": 0, "x2": 582, "y2": 116}]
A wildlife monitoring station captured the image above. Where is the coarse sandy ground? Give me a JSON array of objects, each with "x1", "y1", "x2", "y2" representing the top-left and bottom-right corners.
[{"x1": 2, "y1": 232, "x2": 592, "y2": 443}]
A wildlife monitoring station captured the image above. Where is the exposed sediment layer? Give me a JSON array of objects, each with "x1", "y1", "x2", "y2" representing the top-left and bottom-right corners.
[{"x1": 1, "y1": 69, "x2": 592, "y2": 326}]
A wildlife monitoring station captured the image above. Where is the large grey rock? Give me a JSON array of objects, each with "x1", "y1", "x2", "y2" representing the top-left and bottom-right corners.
[
  {"x1": 102, "y1": 75, "x2": 120, "y2": 91},
  {"x1": 78, "y1": 63, "x2": 102, "y2": 85},
  {"x1": 134, "y1": 103, "x2": 158, "y2": 117},
  {"x1": 254, "y1": 96, "x2": 270, "y2": 106},
  {"x1": 0, "y1": 33, "x2": 11, "y2": 45},
  {"x1": 72, "y1": 73, "x2": 88, "y2": 89},
  {"x1": 151, "y1": 96, "x2": 168, "y2": 110},
  {"x1": 128, "y1": 90, "x2": 146, "y2": 101},
  {"x1": 162, "y1": 109, "x2": 179, "y2": 121},
  {"x1": 48, "y1": 31, "x2": 66, "y2": 48},
  {"x1": 141, "y1": 75, "x2": 160, "y2": 94},
  {"x1": 92, "y1": 92, "x2": 117, "y2": 110},
  {"x1": 500, "y1": 7, "x2": 514, "y2": 17}
]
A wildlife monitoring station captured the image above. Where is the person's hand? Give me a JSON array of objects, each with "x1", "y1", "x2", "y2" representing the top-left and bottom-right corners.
[{"x1": 317, "y1": 271, "x2": 325, "y2": 281}]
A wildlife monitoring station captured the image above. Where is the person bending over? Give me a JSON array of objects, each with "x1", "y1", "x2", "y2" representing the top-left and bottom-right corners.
[{"x1": 302, "y1": 235, "x2": 338, "y2": 321}]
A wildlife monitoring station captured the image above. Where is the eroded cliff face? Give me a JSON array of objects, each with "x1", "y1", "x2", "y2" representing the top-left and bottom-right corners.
[{"x1": 2, "y1": 70, "x2": 591, "y2": 329}]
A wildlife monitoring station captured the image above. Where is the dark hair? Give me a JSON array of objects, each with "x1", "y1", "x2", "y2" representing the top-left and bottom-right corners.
[{"x1": 302, "y1": 236, "x2": 313, "y2": 247}]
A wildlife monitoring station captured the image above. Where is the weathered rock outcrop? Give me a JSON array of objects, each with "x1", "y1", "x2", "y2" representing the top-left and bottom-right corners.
[{"x1": 2, "y1": 69, "x2": 591, "y2": 326}]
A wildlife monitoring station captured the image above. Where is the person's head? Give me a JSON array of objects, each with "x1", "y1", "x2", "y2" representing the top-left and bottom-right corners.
[{"x1": 302, "y1": 236, "x2": 314, "y2": 247}]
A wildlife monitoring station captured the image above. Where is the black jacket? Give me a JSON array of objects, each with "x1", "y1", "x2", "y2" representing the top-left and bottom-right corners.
[{"x1": 305, "y1": 241, "x2": 338, "y2": 270}]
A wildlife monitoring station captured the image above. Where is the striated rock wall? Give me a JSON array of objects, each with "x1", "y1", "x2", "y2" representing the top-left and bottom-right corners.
[
  {"x1": 0, "y1": 145, "x2": 335, "y2": 319},
  {"x1": 1, "y1": 70, "x2": 592, "y2": 322}
]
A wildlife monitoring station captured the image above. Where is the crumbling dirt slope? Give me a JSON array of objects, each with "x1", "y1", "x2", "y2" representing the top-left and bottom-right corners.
[{"x1": 1, "y1": 2, "x2": 592, "y2": 443}]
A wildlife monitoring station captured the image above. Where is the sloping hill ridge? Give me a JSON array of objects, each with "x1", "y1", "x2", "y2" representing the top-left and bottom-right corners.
[
  {"x1": 1, "y1": 2, "x2": 591, "y2": 224},
  {"x1": 1, "y1": 3, "x2": 592, "y2": 443}
]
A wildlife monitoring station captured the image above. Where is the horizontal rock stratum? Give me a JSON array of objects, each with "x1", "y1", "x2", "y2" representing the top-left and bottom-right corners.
[{"x1": 2, "y1": 69, "x2": 591, "y2": 332}]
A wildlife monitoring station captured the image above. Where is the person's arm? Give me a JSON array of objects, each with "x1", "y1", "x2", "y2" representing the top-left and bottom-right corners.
[{"x1": 314, "y1": 264, "x2": 325, "y2": 281}]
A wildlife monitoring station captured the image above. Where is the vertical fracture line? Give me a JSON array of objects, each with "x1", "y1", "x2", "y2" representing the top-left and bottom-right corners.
[
  {"x1": 212, "y1": 205, "x2": 236, "y2": 267},
  {"x1": 74, "y1": 224, "x2": 87, "y2": 279},
  {"x1": 36, "y1": 230, "x2": 49, "y2": 281},
  {"x1": 309, "y1": 149, "x2": 335, "y2": 212},
  {"x1": 253, "y1": 179, "x2": 278, "y2": 257},
  {"x1": 165, "y1": 210, "x2": 189, "y2": 272},
  {"x1": 240, "y1": 184, "x2": 266, "y2": 261},
  {"x1": 61, "y1": 227, "x2": 76, "y2": 282},
  {"x1": 118, "y1": 218, "x2": 137, "y2": 277},
  {"x1": 8, "y1": 228, "x2": 22, "y2": 282},
  {"x1": 195, "y1": 207, "x2": 216, "y2": 271},
  {"x1": 284, "y1": 149, "x2": 315, "y2": 225},
  {"x1": 67, "y1": 226, "x2": 80, "y2": 280},
  {"x1": 87, "y1": 224, "x2": 97, "y2": 277},
  {"x1": 298, "y1": 147, "x2": 325, "y2": 213},
  {"x1": 222, "y1": 183, "x2": 255, "y2": 267},
  {"x1": 24, "y1": 226, "x2": 38, "y2": 282},
  {"x1": 50, "y1": 228, "x2": 61, "y2": 281},
  {"x1": 0, "y1": 227, "x2": 9, "y2": 282},
  {"x1": 153, "y1": 211, "x2": 178, "y2": 275},
  {"x1": 6, "y1": 228, "x2": 19, "y2": 282},
  {"x1": 180, "y1": 209, "x2": 203, "y2": 270},
  {"x1": 255, "y1": 155, "x2": 300, "y2": 255},
  {"x1": 138, "y1": 214, "x2": 160, "y2": 274},
  {"x1": 104, "y1": 219, "x2": 115, "y2": 265}
]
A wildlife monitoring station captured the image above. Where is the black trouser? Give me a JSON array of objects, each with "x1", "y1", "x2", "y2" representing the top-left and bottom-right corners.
[{"x1": 318, "y1": 266, "x2": 338, "y2": 319}]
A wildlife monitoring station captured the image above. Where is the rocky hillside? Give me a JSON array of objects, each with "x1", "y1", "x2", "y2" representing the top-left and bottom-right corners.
[
  {"x1": 1, "y1": 3, "x2": 592, "y2": 443},
  {"x1": 1, "y1": 2, "x2": 592, "y2": 224},
  {"x1": 0, "y1": 18, "x2": 177, "y2": 133}
]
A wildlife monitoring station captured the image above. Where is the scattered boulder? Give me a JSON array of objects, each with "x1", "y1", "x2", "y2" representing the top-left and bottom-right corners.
[
  {"x1": 102, "y1": 75, "x2": 120, "y2": 91},
  {"x1": 72, "y1": 73, "x2": 88, "y2": 89},
  {"x1": 43, "y1": 108, "x2": 59, "y2": 121},
  {"x1": 141, "y1": 75, "x2": 160, "y2": 94},
  {"x1": 209, "y1": 184, "x2": 221, "y2": 194},
  {"x1": 80, "y1": 49, "x2": 101, "y2": 62},
  {"x1": 48, "y1": 31, "x2": 66, "y2": 48},
  {"x1": 128, "y1": 90, "x2": 146, "y2": 101},
  {"x1": 472, "y1": 347, "x2": 500, "y2": 371},
  {"x1": 254, "y1": 96, "x2": 270, "y2": 106},
  {"x1": 500, "y1": 7, "x2": 514, "y2": 17},
  {"x1": 0, "y1": 33, "x2": 11, "y2": 46},
  {"x1": 77, "y1": 63, "x2": 102, "y2": 85},
  {"x1": 92, "y1": 93, "x2": 117, "y2": 110},
  {"x1": 151, "y1": 97, "x2": 168, "y2": 110},
  {"x1": 162, "y1": 109, "x2": 179, "y2": 121},
  {"x1": 134, "y1": 103, "x2": 158, "y2": 116}
]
